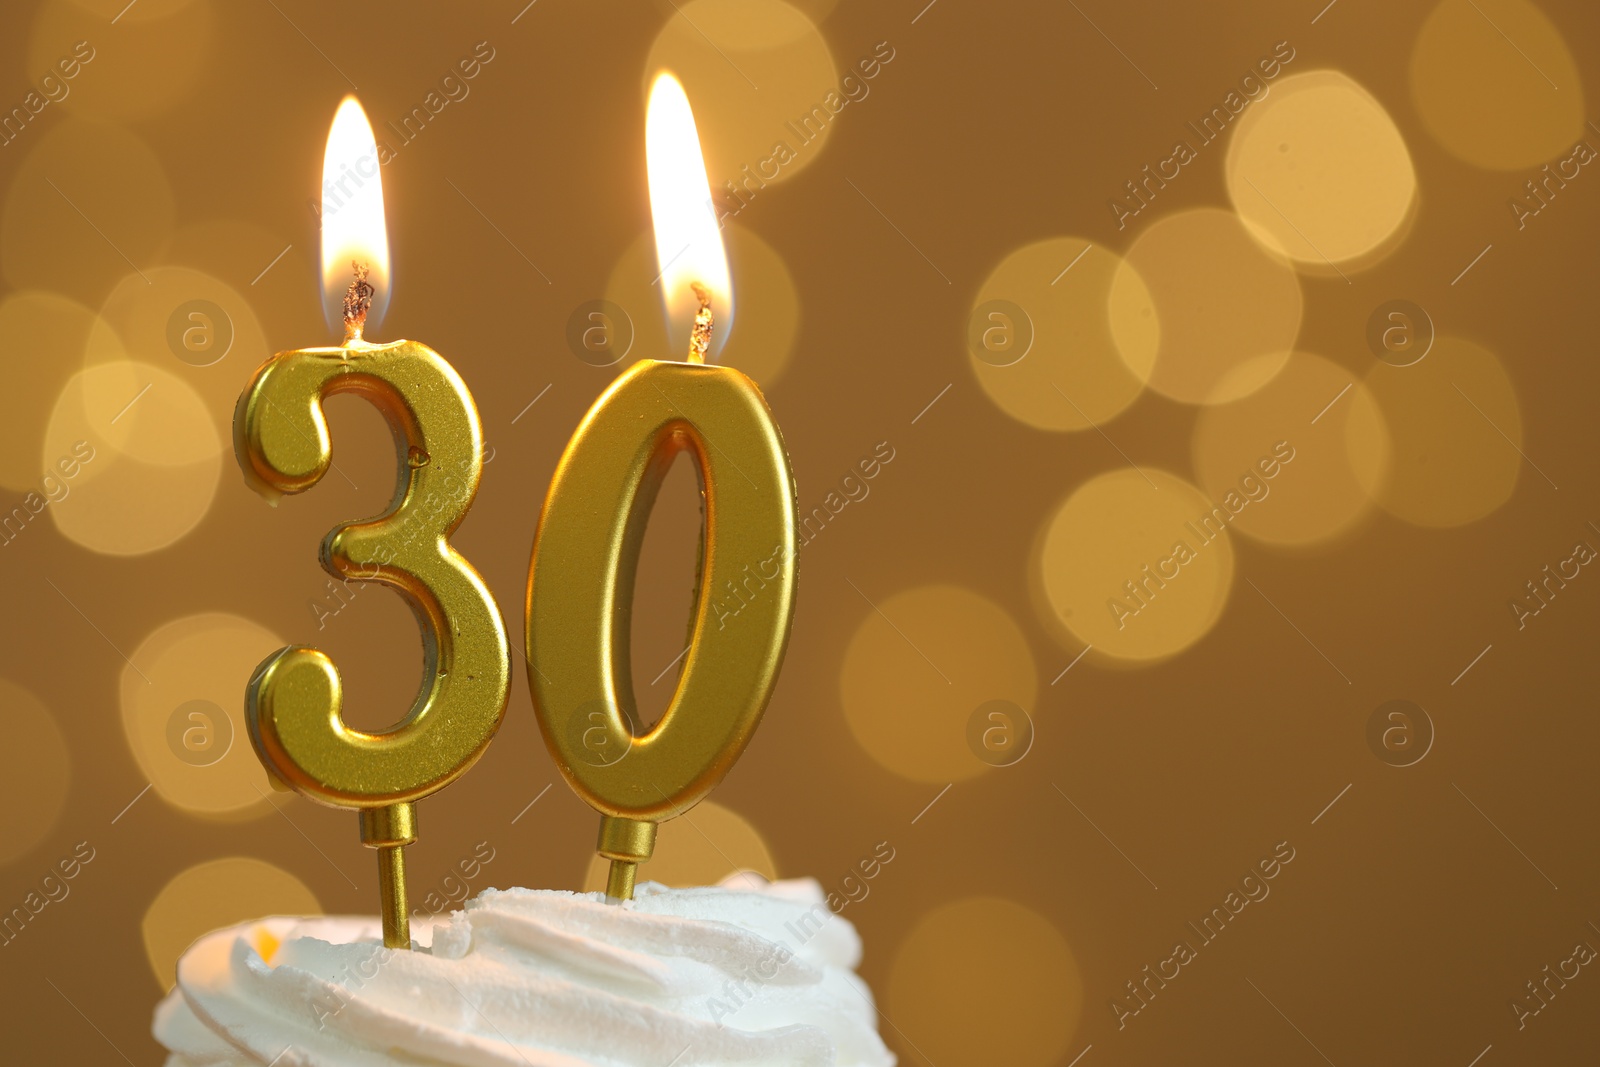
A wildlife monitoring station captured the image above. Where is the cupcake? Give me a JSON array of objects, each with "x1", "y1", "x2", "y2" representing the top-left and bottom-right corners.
[{"x1": 153, "y1": 874, "x2": 896, "y2": 1066}]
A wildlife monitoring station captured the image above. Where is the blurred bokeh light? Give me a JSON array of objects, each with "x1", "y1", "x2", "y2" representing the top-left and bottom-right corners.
[
  {"x1": 0, "y1": 290, "x2": 107, "y2": 490},
  {"x1": 1410, "y1": 0, "x2": 1585, "y2": 169},
  {"x1": 44, "y1": 360, "x2": 221, "y2": 555},
  {"x1": 1037, "y1": 468, "x2": 1236, "y2": 661},
  {"x1": 968, "y1": 237, "x2": 1152, "y2": 430},
  {"x1": 1349, "y1": 336, "x2": 1526, "y2": 527},
  {"x1": 1110, "y1": 208, "x2": 1302, "y2": 405},
  {"x1": 1227, "y1": 70, "x2": 1416, "y2": 271},
  {"x1": 141, "y1": 856, "x2": 320, "y2": 990},
  {"x1": 119, "y1": 613, "x2": 283, "y2": 819},
  {"x1": 97, "y1": 266, "x2": 269, "y2": 443},
  {"x1": 1191, "y1": 351, "x2": 1385, "y2": 546},
  {"x1": 1, "y1": 118, "x2": 173, "y2": 299},
  {"x1": 840, "y1": 584, "x2": 1036, "y2": 784},
  {"x1": 888, "y1": 897, "x2": 1082, "y2": 1067},
  {"x1": 645, "y1": 0, "x2": 839, "y2": 190}
]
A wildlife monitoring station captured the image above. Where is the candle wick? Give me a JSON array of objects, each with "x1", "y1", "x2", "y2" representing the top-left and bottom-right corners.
[
  {"x1": 687, "y1": 281, "x2": 712, "y2": 364},
  {"x1": 343, "y1": 260, "x2": 374, "y2": 345}
]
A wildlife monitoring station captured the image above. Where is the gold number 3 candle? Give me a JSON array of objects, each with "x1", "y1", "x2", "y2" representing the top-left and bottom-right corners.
[
  {"x1": 234, "y1": 98, "x2": 510, "y2": 948},
  {"x1": 526, "y1": 74, "x2": 799, "y2": 902}
]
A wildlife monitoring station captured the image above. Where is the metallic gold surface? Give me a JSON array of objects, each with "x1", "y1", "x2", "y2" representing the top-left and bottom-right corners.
[
  {"x1": 375, "y1": 845, "x2": 409, "y2": 949},
  {"x1": 597, "y1": 814, "x2": 658, "y2": 903},
  {"x1": 603, "y1": 858, "x2": 638, "y2": 902},
  {"x1": 359, "y1": 801, "x2": 417, "y2": 847},
  {"x1": 526, "y1": 358, "x2": 798, "y2": 899},
  {"x1": 234, "y1": 338, "x2": 510, "y2": 947}
]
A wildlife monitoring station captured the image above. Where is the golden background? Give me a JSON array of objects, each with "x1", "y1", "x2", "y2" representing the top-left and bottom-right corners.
[{"x1": 1, "y1": 0, "x2": 1598, "y2": 1062}]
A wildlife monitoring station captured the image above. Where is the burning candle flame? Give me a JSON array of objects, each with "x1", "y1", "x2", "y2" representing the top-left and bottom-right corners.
[
  {"x1": 646, "y1": 72, "x2": 732, "y2": 362},
  {"x1": 321, "y1": 95, "x2": 390, "y2": 339}
]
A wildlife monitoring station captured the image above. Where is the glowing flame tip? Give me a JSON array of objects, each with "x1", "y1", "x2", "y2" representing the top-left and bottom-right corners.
[
  {"x1": 646, "y1": 72, "x2": 732, "y2": 361},
  {"x1": 320, "y1": 95, "x2": 390, "y2": 337}
]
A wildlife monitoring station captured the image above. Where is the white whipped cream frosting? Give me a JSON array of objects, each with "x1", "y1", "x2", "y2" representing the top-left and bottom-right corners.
[{"x1": 153, "y1": 875, "x2": 896, "y2": 1066}]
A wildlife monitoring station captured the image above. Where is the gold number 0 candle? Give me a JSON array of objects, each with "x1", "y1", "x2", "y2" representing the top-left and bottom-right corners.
[
  {"x1": 526, "y1": 74, "x2": 798, "y2": 902},
  {"x1": 235, "y1": 98, "x2": 510, "y2": 948}
]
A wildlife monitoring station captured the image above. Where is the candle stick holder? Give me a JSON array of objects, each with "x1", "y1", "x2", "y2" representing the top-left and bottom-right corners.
[
  {"x1": 235, "y1": 270, "x2": 510, "y2": 947},
  {"x1": 525, "y1": 292, "x2": 799, "y2": 901}
]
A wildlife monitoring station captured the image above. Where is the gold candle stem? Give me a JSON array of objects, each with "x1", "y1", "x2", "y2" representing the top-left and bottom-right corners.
[
  {"x1": 360, "y1": 801, "x2": 417, "y2": 949},
  {"x1": 604, "y1": 861, "x2": 638, "y2": 903},
  {"x1": 376, "y1": 845, "x2": 409, "y2": 948},
  {"x1": 597, "y1": 815, "x2": 657, "y2": 904}
]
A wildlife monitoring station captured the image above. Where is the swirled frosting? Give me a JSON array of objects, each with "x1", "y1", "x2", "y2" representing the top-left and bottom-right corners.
[{"x1": 153, "y1": 875, "x2": 895, "y2": 1066}]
